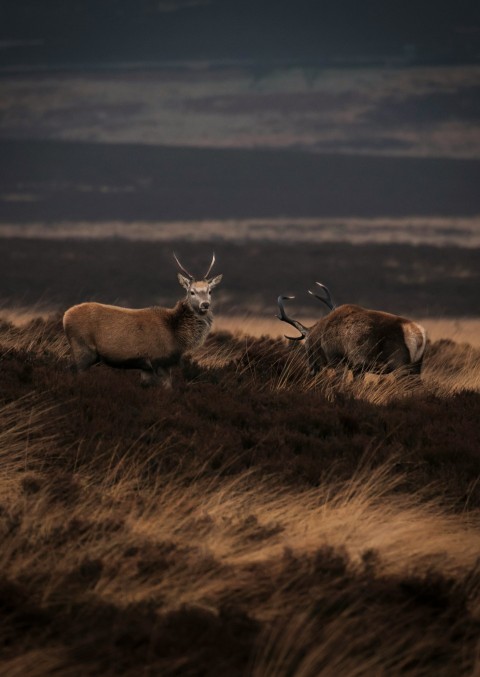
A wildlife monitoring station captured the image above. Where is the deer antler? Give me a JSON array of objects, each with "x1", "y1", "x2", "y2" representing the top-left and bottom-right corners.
[
  {"x1": 204, "y1": 252, "x2": 216, "y2": 279},
  {"x1": 308, "y1": 282, "x2": 336, "y2": 311},
  {"x1": 276, "y1": 296, "x2": 308, "y2": 341},
  {"x1": 173, "y1": 252, "x2": 194, "y2": 280}
]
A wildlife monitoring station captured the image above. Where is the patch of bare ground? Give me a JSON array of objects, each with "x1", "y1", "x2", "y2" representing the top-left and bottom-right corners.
[{"x1": 0, "y1": 315, "x2": 480, "y2": 675}]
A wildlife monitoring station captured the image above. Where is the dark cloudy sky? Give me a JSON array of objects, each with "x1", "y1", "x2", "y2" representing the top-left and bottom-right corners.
[{"x1": 1, "y1": 0, "x2": 479, "y2": 67}]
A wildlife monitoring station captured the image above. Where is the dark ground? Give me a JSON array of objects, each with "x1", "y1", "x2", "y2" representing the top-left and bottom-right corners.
[
  {"x1": 1, "y1": 140, "x2": 480, "y2": 221},
  {"x1": 1, "y1": 237, "x2": 479, "y2": 317}
]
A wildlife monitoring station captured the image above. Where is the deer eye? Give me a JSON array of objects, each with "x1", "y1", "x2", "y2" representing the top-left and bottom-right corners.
[{"x1": 190, "y1": 290, "x2": 195, "y2": 296}]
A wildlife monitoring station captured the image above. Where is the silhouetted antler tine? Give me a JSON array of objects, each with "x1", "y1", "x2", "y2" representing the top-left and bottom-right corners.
[
  {"x1": 204, "y1": 252, "x2": 216, "y2": 279},
  {"x1": 308, "y1": 282, "x2": 336, "y2": 311},
  {"x1": 308, "y1": 290, "x2": 333, "y2": 311},
  {"x1": 276, "y1": 295, "x2": 308, "y2": 341},
  {"x1": 173, "y1": 252, "x2": 194, "y2": 280}
]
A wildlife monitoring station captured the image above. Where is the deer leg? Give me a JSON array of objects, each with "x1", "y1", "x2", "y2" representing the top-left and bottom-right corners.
[
  {"x1": 68, "y1": 338, "x2": 98, "y2": 372},
  {"x1": 306, "y1": 348, "x2": 317, "y2": 376},
  {"x1": 306, "y1": 346, "x2": 326, "y2": 377},
  {"x1": 309, "y1": 359, "x2": 322, "y2": 377},
  {"x1": 140, "y1": 370, "x2": 158, "y2": 387},
  {"x1": 351, "y1": 364, "x2": 364, "y2": 380},
  {"x1": 155, "y1": 366, "x2": 173, "y2": 390}
]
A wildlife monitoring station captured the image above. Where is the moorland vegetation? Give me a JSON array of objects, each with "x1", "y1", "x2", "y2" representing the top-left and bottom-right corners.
[{"x1": 0, "y1": 315, "x2": 479, "y2": 676}]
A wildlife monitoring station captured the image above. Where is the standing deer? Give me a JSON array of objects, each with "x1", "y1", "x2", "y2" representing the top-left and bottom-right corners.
[
  {"x1": 277, "y1": 283, "x2": 426, "y2": 378},
  {"x1": 63, "y1": 253, "x2": 222, "y2": 388}
]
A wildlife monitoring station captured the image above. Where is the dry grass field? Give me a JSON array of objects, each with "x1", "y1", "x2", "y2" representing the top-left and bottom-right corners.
[{"x1": 1, "y1": 312, "x2": 480, "y2": 676}]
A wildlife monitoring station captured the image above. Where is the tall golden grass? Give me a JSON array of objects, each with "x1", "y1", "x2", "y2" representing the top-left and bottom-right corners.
[
  {"x1": 0, "y1": 312, "x2": 480, "y2": 674},
  {"x1": 1, "y1": 401, "x2": 480, "y2": 675}
]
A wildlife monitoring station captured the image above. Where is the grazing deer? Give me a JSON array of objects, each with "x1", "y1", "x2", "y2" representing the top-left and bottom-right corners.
[
  {"x1": 277, "y1": 283, "x2": 426, "y2": 378},
  {"x1": 63, "y1": 253, "x2": 222, "y2": 388}
]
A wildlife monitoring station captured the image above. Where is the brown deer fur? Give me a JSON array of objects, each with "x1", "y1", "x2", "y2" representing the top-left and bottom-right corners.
[
  {"x1": 63, "y1": 261, "x2": 222, "y2": 388},
  {"x1": 306, "y1": 304, "x2": 426, "y2": 377},
  {"x1": 278, "y1": 292, "x2": 426, "y2": 378}
]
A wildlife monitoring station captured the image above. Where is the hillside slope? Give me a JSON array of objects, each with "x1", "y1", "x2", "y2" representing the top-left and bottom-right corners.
[{"x1": 0, "y1": 317, "x2": 480, "y2": 675}]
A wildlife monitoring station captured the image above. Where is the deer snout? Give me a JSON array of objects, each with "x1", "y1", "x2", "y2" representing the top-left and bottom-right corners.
[{"x1": 200, "y1": 301, "x2": 210, "y2": 311}]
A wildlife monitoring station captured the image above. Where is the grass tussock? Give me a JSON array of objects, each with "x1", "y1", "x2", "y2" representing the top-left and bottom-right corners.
[{"x1": 0, "y1": 315, "x2": 480, "y2": 675}]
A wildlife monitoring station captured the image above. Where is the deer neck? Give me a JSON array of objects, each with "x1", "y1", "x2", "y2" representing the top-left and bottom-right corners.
[{"x1": 171, "y1": 300, "x2": 213, "y2": 351}]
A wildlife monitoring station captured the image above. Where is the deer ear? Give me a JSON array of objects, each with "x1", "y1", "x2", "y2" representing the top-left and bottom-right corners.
[
  {"x1": 177, "y1": 273, "x2": 190, "y2": 289},
  {"x1": 208, "y1": 274, "x2": 223, "y2": 289}
]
